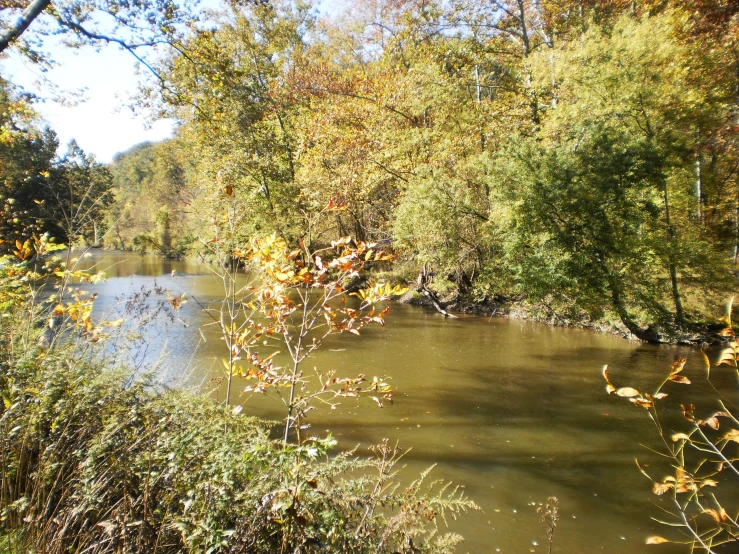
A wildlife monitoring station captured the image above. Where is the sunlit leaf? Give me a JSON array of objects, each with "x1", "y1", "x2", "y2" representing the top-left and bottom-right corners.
[
  {"x1": 723, "y1": 429, "x2": 739, "y2": 443},
  {"x1": 700, "y1": 350, "x2": 711, "y2": 379},
  {"x1": 652, "y1": 482, "x2": 673, "y2": 495},
  {"x1": 669, "y1": 357, "x2": 686, "y2": 375}
]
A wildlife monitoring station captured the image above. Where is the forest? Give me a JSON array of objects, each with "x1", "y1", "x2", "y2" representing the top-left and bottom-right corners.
[
  {"x1": 2, "y1": 1, "x2": 739, "y2": 553},
  {"x1": 3, "y1": 1, "x2": 739, "y2": 341}
]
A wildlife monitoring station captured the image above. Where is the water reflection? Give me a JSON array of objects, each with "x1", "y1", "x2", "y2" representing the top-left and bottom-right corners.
[{"x1": 73, "y1": 249, "x2": 727, "y2": 554}]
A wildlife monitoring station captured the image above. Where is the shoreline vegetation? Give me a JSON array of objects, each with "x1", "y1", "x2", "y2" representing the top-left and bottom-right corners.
[
  {"x1": 0, "y1": 243, "x2": 478, "y2": 554},
  {"x1": 94, "y1": 244, "x2": 730, "y2": 345},
  {"x1": 76, "y1": 3, "x2": 737, "y2": 349},
  {"x1": 2, "y1": 3, "x2": 738, "y2": 346},
  {"x1": 401, "y1": 292, "x2": 724, "y2": 345}
]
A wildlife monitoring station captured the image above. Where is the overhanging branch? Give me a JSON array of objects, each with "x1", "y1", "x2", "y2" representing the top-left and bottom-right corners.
[{"x1": 0, "y1": 0, "x2": 52, "y2": 53}]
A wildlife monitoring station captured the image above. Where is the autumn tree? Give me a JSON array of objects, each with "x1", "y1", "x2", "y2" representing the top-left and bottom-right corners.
[
  {"x1": 107, "y1": 139, "x2": 192, "y2": 255},
  {"x1": 145, "y1": 0, "x2": 312, "y2": 245}
]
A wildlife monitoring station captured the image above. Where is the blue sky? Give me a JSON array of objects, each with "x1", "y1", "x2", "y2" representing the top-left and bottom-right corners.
[{"x1": 0, "y1": 0, "x2": 342, "y2": 164}]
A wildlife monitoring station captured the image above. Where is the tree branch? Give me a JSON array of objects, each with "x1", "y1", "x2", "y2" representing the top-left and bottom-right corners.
[{"x1": 0, "y1": 0, "x2": 52, "y2": 53}]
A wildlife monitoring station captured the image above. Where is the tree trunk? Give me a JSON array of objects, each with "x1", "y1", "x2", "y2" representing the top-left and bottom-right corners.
[
  {"x1": 662, "y1": 182, "x2": 684, "y2": 323},
  {"x1": 416, "y1": 264, "x2": 458, "y2": 318},
  {"x1": 609, "y1": 278, "x2": 661, "y2": 342},
  {"x1": 694, "y1": 155, "x2": 703, "y2": 225}
]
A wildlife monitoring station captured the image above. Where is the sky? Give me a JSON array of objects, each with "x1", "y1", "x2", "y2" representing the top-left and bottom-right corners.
[
  {"x1": 1, "y1": 44, "x2": 175, "y2": 164},
  {"x1": 0, "y1": 0, "x2": 342, "y2": 164}
]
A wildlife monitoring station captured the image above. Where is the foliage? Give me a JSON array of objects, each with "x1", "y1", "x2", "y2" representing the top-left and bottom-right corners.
[
  {"x1": 0, "y1": 252, "x2": 476, "y2": 554},
  {"x1": 128, "y1": 0, "x2": 739, "y2": 338},
  {"x1": 0, "y1": 0, "x2": 197, "y2": 84},
  {"x1": 44, "y1": 140, "x2": 114, "y2": 246},
  {"x1": 241, "y1": 230, "x2": 407, "y2": 442},
  {"x1": 196, "y1": 193, "x2": 407, "y2": 442},
  {"x1": 107, "y1": 139, "x2": 192, "y2": 256},
  {"x1": 0, "y1": 79, "x2": 113, "y2": 251},
  {"x1": 142, "y1": 0, "x2": 312, "y2": 244},
  {"x1": 494, "y1": 11, "x2": 734, "y2": 339}
]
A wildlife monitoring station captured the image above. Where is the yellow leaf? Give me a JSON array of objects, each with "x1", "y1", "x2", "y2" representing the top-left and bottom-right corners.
[
  {"x1": 646, "y1": 536, "x2": 670, "y2": 544},
  {"x1": 723, "y1": 429, "x2": 739, "y2": 443},
  {"x1": 616, "y1": 387, "x2": 641, "y2": 398},
  {"x1": 669, "y1": 357, "x2": 686, "y2": 375},
  {"x1": 700, "y1": 349, "x2": 710, "y2": 379},
  {"x1": 652, "y1": 482, "x2": 673, "y2": 495}
]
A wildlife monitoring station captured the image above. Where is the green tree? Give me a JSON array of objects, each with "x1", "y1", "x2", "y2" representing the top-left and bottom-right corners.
[
  {"x1": 496, "y1": 12, "x2": 733, "y2": 338},
  {"x1": 107, "y1": 139, "x2": 191, "y2": 255},
  {"x1": 42, "y1": 140, "x2": 114, "y2": 246},
  {"x1": 147, "y1": 0, "x2": 312, "y2": 244},
  {"x1": 0, "y1": 78, "x2": 58, "y2": 252}
]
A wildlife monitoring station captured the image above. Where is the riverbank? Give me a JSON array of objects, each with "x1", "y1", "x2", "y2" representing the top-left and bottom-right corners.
[
  {"x1": 96, "y1": 247, "x2": 726, "y2": 346},
  {"x1": 400, "y1": 290, "x2": 724, "y2": 346}
]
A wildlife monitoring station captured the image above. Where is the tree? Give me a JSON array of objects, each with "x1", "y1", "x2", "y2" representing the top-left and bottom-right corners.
[
  {"x1": 495, "y1": 12, "x2": 733, "y2": 338},
  {"x1": 107, "y1": 139, "x2": 192, "y2": 255},
  {"x1": 42, "y1": 140, "x2": 114, "y2": 246},
  {"x1": 147, "y1": 0, "x2": 311, "y2": 244},
  {"x1": 0, "y1": 77, "x2": 58, "y2": 252}
]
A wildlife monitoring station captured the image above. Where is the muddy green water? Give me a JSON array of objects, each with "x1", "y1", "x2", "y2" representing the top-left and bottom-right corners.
[{"x1": 73, "y1": 250, "x2": 737, "y2": 554}]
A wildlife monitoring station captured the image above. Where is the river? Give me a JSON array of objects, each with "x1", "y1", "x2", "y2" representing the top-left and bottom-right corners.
[{"x1": 71, "y1": 250, "x2": 735, "y2": 554}]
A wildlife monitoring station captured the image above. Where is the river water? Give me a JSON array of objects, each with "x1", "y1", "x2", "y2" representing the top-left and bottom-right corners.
[{"x1": 72, "y1": 250, "x2": 736, "y2": 554}]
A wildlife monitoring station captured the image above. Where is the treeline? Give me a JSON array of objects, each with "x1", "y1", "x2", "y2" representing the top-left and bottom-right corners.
[
  {"x1": 108, "y1": 0, "x2": 739, "y2": 340},
  {"x1": 105, "y1": 140, "x2": 192, "y2": 257}
]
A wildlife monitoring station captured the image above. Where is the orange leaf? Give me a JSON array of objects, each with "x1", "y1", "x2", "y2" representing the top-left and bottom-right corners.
[
  {"x1": 702, "y1": 509, "x2": 722, "y2": 524},
  {"x1": 670, "y1": 357, "x2": 687, "y2": 375},
  {"x1": 700, "y1": 417, "x2": 720, "y2": 430}
]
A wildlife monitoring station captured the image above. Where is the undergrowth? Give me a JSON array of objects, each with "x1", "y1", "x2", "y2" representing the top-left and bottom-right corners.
[{"x1": 0, "y1": 245, "x2": 476, "y2": 554}]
